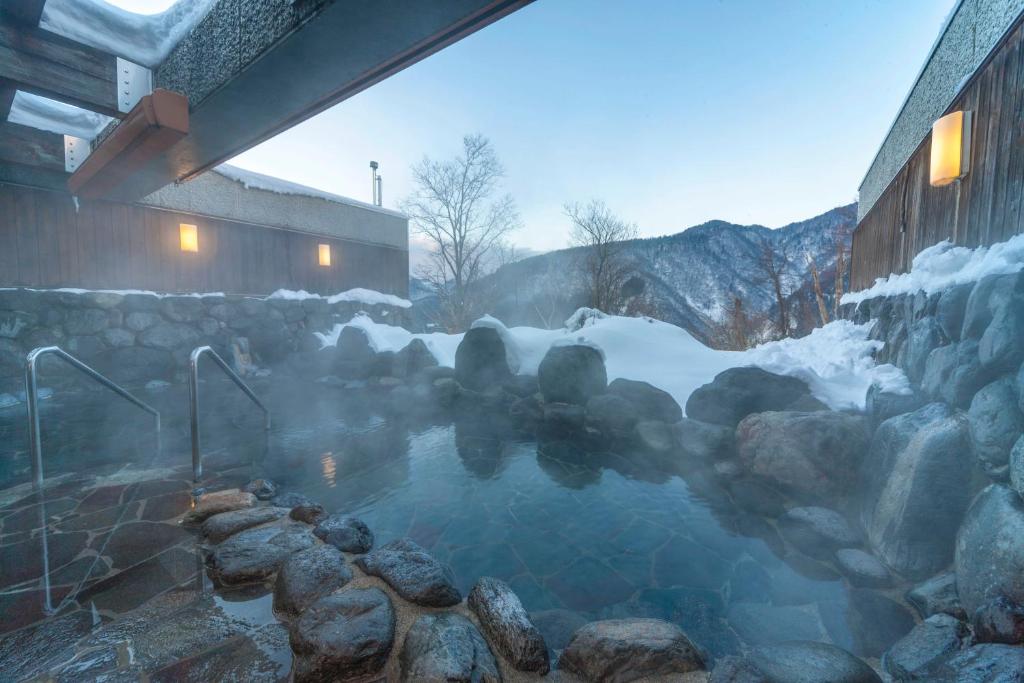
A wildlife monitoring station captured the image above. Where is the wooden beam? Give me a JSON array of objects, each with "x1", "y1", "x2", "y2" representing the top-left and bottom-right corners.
[
  {"x1": 0, "y1": 19, "x2": 120, "y2": 117},
  {"x1": 0, "y1": 81, "x2": 14, "y2": 119},
  {"x1": 0, "y1": 119, "x2": 64, "y2": 171},
  {"x1": 1, "y1": 0, "x2": 48, "y2": 26}
]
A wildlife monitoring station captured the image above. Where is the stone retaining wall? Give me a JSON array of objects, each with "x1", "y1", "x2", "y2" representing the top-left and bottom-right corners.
[{"x1": 0, "y1": 288, "x2": 411, "y2": 394}]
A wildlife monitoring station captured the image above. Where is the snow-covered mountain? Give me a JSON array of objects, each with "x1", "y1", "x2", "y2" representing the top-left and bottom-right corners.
[{"x1": 471, "y1": 203, "x2": 857, "y2": 346}]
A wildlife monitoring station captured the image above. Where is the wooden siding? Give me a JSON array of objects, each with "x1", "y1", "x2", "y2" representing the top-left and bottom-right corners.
[
  {"x1": 0, "y1": 183, "x2": 408, "y2": 296},
  {"x1": 851, "y1": 15, "x2": 1024, "y2": 291}
]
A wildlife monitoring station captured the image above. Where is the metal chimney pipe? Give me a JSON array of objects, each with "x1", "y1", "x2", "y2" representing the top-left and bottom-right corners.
[
  {"x1": 369, "y1": 160, "x2": 378, "y2": 204},
  {"x1": 376, "y1": 175, "x2": 383, "y2": 206}
]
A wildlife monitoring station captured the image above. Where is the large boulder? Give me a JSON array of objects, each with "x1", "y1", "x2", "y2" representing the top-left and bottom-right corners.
[
  {"x1": 686, "y1": 367, "x2": 811, "y2": 427},
  {"x1": 273, "y1": 545, "x2": 353, "y2": 617},
  {"x1": 454, "y1": 327, "x2": 513, "y2": 392},
  {"x1": 936, "y1": 283, "x2": 973, "y2": 341},
  {"x1": 184, "y1": 489, "x2": 256, "y2": 524},
  {"x1": 967, "y1": 377, "x2": 1023, "y2": 479},
  {"x1": 392, "y1": 338, "x2": 438, "y2": 379},
  {"x1": 290, "y1": 588, "x2": 395, "y2": 682},
  {"x1": 201, "y1": 506, "x2": 288, "y2": 544},
  {"x1": 399, "y1": 612, "x2": 500, "y2": 683},
  {"x1": 718, "y1": 641, "x2": 880, "y2": 683},
  {"x1": 834, "y1": 549, "x2": 893, "y2": 589},
  {"x1": 961, "y1": 273, "x2": 1021, "y2": 339},
  {"x1": 736, "y1": 411, "x2": 869, "y2": 502},
  {"x1": 558, "y1": 619, "x2": 705, "y2": 682},
  {"x1": 882, "y1": 614, "x2": 971, "y2": 682},
  {"x1": 955, "y1": 485, "x2": 1024, "y2": 615},
  {"x1": 467, "y1": 577, "x2": 549, "y2": 674},
  {"x1": 920, "y1": 340, "x2": 994, "y2": 409},
  {"x1": 607, "y1": 378, "x2": 682, "y2": 423},
  {"x1": 209, "y1": 523, "x2": 318, "y2": 585},
  {"x1": 137, "y1": 322, "x2": 200, "y2": 351},
  {"x1": 978, "y1": 295, "x2": 1024, "y2": 373},
  {"x1": 860, "y1": 403, "x2": 973, "y2": 579},
  {"x1": 902, "y1": 317, "x2": 945, "y2": 385},
  {"x1": 354, "y1": 538, "x2": 461, "y2": 607},
  {"x1": 312, "y1": 515, "x2": 374, "y2": 554},
  {"x1": 334, "y1": 326, "x2": 375, "y2": 379},
  {"x1": 537, "y1": 344, "x2": 607, "y2": 405},
  {"x1": 925, "y1": 643, "x2": 1024, "y2": 682},
  {"x1": 864, "y1": 383, "x2": 923, "y2": 430},
  {"x1": 586, "y1": 394, "x2": 640, "y2": 436}
]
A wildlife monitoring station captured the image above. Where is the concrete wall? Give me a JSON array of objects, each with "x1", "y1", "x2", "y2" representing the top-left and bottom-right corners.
[
  {"x1": 141, "y1": 170, "x2": 408, "y2": 251},
  {"x1": 858, "y1": 0, "x2": 1024, "y2": 220}
]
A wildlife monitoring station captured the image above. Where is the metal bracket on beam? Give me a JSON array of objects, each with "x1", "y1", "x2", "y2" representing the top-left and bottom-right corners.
[
  {"x1": 63, "y1": 135, "x2": 89, "y2": 172},
  {"x1": 116, "y1": 57, "x2": 152, "y2": 114}
]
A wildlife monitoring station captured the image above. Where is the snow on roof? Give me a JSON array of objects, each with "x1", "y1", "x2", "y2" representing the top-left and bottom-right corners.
[
  {"x1": 842, "y1": 233, "x2": 1024, "y2": 304},
  {"x1": 214, "y1": 165, "x2": 407, "y2": 219},
  {"x1": 40, "y1": 0, "x2": 216, "y2": 68},
  {"x1": 8, "y1": 91, "x2": 114, "y2": 139}
]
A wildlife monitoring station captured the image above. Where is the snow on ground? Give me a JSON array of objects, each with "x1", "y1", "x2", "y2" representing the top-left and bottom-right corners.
[
  {"x1": 8, "y1": 92, "x2": 114, "y2": 140},
  {"x1": 41, "y1": 0, "x2": 216, "y2": 67},
  {"x1": 268, "y1": 288, "x2": 412, "y2": 309},
  {"x1": 842, "y1": 234, "x2": 1024, "y2": 305},
  {"x1": 215, "y1": 165, "x2": 406, "y2": 218},
  {"x1": 319, "y1": 310, "x2": 905, "y2": 412}
]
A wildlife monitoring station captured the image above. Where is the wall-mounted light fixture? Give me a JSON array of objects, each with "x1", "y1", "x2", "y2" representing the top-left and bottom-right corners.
[
  {"x1": 930, "y1": 110, "x2": 971, "y2": 187},
  {"x1": 318, "y1": 243, "x2": 331, "y2": 267},
  {"x1": 179, "y1": 223, "x2": 198, "y2": 252}
]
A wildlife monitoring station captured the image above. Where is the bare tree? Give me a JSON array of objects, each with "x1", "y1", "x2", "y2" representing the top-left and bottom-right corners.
[
  {"x1": 565, "y1": 200, "x2": 638, "y2": 313},
  {"x1": 401, "y1": 135, "x2": 520, "y2": 331},
  {"x1": 758, "y1": 238, "x2": 792, "y2": 338},
  {"x1": 727, "y1": 296, "x2": 750, "y2": 350},
  {"x1": 833, "y1": 225, "x2": 852, "y2": 320},
  {"x1": 805, "y1": 253, "x2": 830, "y2": 326}
]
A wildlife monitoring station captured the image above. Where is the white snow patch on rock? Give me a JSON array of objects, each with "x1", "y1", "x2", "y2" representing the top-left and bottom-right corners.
[
  {"x1": 842, "y1": 234, "x2": 1024, "y2": 304},
  {"x1": 267, "y1": 288, "x2": 411, "y2": 309}
]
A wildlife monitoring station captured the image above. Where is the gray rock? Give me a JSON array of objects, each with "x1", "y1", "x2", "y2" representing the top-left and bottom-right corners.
[
  {"x1": 290, "y1": 588, "x2": 395, "y2": 682},
  {"x1": 125, "y1": 311, "x2": 162, "y2": 332},
  {"x1": 559, "y1": 618, "x2": 705, "y2": 682},
  {"x1": 709, "y1": 656, "x2": 769, "y2": 683},
  {"x1": 66, "y1": 334, "x2": 105, "y2": 357},
  {"x1": 686, "y1": 366, "x2": 811, "y2": 427},
  {"x1": 334, "y1": 326, "x2": 375, "y2": 379},
  {"x1": 634, "y1": 420, "x2": 675, "y2": 453},
  {"x1": 978, "y1": 297, "x2": 1024, "y2": 372},
  {"x1": 241, "y1": 478, "x2": 278, "y2": 500},
  {"x1": 64, "y1": 308, "x2": 108, "y2": 335},
  {"x1": 210, "y1": 523, "x2": 317, "y2": 585},
  {"x1": 392, "y1": 338, "x2": 438, "y2": 378},
  {"x1": 926, "y1": 643, "x2": 1024, "y2": 682},
  {"x1": 1010, "y1": 435, "x2": 1024, "y2": 499},
  {"x1": 971, "y1": 596, "x2": 1024, "y2": 645},
  {"x1": 273, "y1": 545, "x2": 353, "y2": 618},
  {"x1": 955, "y1": 485, "x2": 1024, "y2": 615},
  {"x1": 541, "y1": 402, "x2": 586, "y2": 434},
  {"x1": 736, "y1": 411, "x2": 869, "y2": 503},
  {"x1": 399, "y1": 612, "x2": 500, "y2": 683},
  {"x1": 185, "y1": 489, "x2": 256, "y2": 523},
  {"x1": 101, "y1": 328, "x2": 135, "y2": 348},
  {"x1": 607, "y1": 378, "x2": 682, "y2": 423},
  {"x1": 201, "y1": 506, "x2": 288, "y2": 543},
  {"x1": 138, "y1": 322, "x2": 200, "y2": 351},
  {"x1": 846, "y1": 588, "x2": 917, "y2": 657},
  {"x1": 968, "y1": 377, "x2": 1023, "y2": 479},
  {"x1": 313, "y1": 515, "x2": 374, "y2": 554},
  {"x1": 289, "y1": 503, "x2": 328, "y2": 525},
  {"x1": 537, "y1": 344, "x2": 607, "y2": 405},
  {"x1": 961, "y1": 273, "x2": 1020, "y2": 339},
  {"x1": 271, "y1": 492, "x2": 315, "y2": 509},
  {"x1": 903, "y1": 317, "x2": 945, "y2": 385},
  {"x1": 673, "y1": 417, "x2": 735, "y2": 461},
  {"x1": 160, "y1": 296, "x2": 204, "y2": 322},
  {"x1": 921, "y1": 340, "x2": 994, "y2": 408},
  {"x1": 882, "y1": 614, "x2": 971, "y2": 682},
  {"x1": 586, "y1": 393, "x2": 640, "y2": 435},
  {"x1": 778, "y1": 507, "x2": 860, "y2": 559},
  {"x1": 907, "y1": 571, "x2": 966, "y2": 620},
  {"x1": 835, "y1": 549, "x2": 893, "y2": 588},
  {"x1": 860, "y1": 402, "x2": 972, "y2": 579},
  {"x1": 727, "y1": 477, "x2": 787, "y2": 517},
  {"x1": 355, "y1": 538, "x2": 461, "y2": 607},
  {"x1": 741, "y1": 641, "x2": 881, "y2": 683},
  {"x1": 865, "y1": 383, "x2": 924, "y2": 430},
  {"x1": 936, "y1": 283, "x2": 973, "y2": 341},
  {"x1": 454, "y1": 327, "x2": 513, "y2": 392},
  {"x1": 468, "y1": 577, "x2": 549, "y2": 674}
]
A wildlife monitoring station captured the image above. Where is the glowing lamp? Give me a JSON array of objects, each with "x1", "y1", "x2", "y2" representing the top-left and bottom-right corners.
[
  {"x1": 318, "y1": 244, "x2": 331, "y2": 266},
  {"x1": 930, "y1": 110, "x2": 971, "y2": 187},
  {"x1": 179, "y1": 223, "x2": 198, "y2": 252}
]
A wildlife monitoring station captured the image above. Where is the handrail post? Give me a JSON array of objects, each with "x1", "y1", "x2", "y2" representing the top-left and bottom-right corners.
[{"x1": 189, "y1": 346, "x2": 270, "y2": 483}]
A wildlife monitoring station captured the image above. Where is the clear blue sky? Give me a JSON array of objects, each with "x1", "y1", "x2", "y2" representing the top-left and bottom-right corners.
[{"x1": 230, "y1": 0, "x2": 955, "y2": 253}]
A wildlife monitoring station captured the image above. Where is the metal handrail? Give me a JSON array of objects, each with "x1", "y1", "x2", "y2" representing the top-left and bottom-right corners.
[
  {"x1": 189, "y1": 346, "x2": 270, "y2": 481},
  {"x1": 25, "y1": 346, "x2": 161, "y2": 491}
]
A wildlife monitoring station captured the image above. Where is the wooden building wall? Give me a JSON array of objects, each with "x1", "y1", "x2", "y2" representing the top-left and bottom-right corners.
[
  {"x1": 0, "y1": 183, "x2": 409, "y2": 296},
  {"x1": 851, "y1": 15, "x2": 1024, "y2": 291}
]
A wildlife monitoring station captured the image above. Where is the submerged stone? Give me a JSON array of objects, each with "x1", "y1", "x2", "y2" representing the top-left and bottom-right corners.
[
  {"x1": 742, "y1": 641, "x2": 881, "y2": 683},
  {"x1": 558, "y1": 618, "x2": 705, "y2": 682},
  {"x1": 467, "y1": 576, "x2": 550, "y2": 674},
  {"x1": 778, "y1": 506, "x2": 860, "y2": 560},
  {"x1": 399, "y1": 612, "x2": 500, "y2": 683},
  {"x1": 273, "y1": 545, "x2": 353, "y2": 618},
  {"x1": 674, "y1": 417, "x2": 735, "y2": 461},
  {"x1": 355, "y1": 538, "x2": 461, "y2": 607},
  {"x1": 290, "y1": 588, "x2": 395, "y2": 683}
]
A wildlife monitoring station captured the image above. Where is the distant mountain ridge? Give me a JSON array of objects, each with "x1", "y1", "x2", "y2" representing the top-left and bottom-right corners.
[{"x1": 458, "y1": 203, "x2": 858, "y2": 346}]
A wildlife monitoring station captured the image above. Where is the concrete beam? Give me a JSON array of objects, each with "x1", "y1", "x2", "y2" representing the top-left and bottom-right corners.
[
  {"x1": 0, "y1": 120, "x2": 63, "y2": 171},
  {"x1": 101, "y1": 0, "x2": 532, "y2": 201},
  {"x1": 1, "y1": 0, "x2": 47, "y2": 26},
  {"x1": 0, "y1": 19, "x2": 120, "y2": 117}
]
